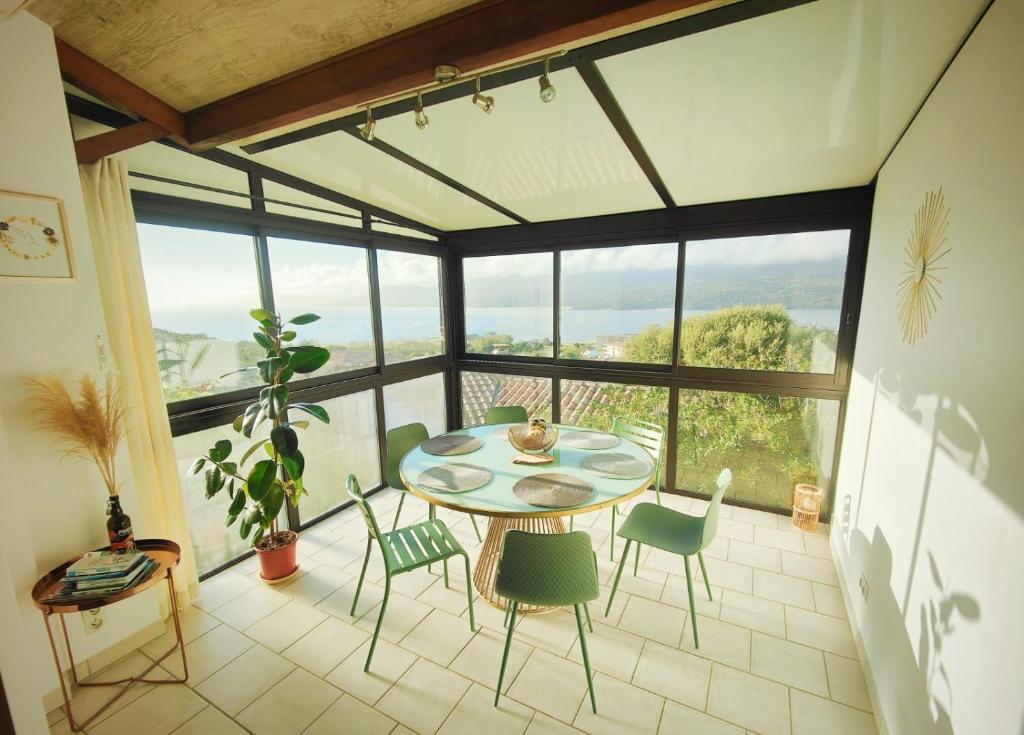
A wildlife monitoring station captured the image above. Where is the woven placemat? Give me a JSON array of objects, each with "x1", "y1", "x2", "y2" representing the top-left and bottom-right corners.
[
  {"x1": 513, "y1": 473, "x2": 594, "y2": 508},
  {"x1": 580, "y1": 452, "x2": 653, "y2": 479},
  {"x1": 417, "y1": 463, "x2": 492, "y2": 493},
  {"x1": 561, "y1": 431, "x2": 621, "y2": 450},
  {"x1": 421, "y1": 434, "x2": 483, "y2": 456}
]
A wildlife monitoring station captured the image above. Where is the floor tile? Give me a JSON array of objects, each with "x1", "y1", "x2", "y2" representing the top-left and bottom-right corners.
[
  {"x1": 785, "y1": 607, "x2": 857, "y2": 658},
  {"x1": 803, "y1": 534, "x2": 832, "y2": 559},
  {"x1": 304, "y1": 693, "x2": 396, "y2": 735},
  {"x1": 632, "y1": 639, "x2": 711, "y2": 710},
  {"x1": 401, "y1": 608, "x2": 477, "y2": 667},
  {"x1": 450, "y1": 626, "x2": 533, "y2": 694},
  {"x1": 754, "y1": 525, "x2": 806, "y2": 553},
  {"x1": 283, "y1": 615, "x2": 369, "y2": 677},
  {"x1": 825, "y1": 653, "x2": 872, "y2": 711},
  {"x1": 59, "y1": 652, "x2": 168, "y2": 726},
  {"x1": 195, "y1": 645, "x2": 295, "y2": 716},
  {"x1": 750, "y1": 631, "x2": 828, "y2": 696},
  {"x1": 618, "y1": 596, "x2": 685, "y2": 647},
  {"x1": 245, "y1": 599, "x2": 328, "y2": 652},
  {"x1": 595, "y1": 585, "x2": 630, "y2": 625},
  {"x1": 194, "y1": 571, "x2": 258, "y2": 612},
  {"x1": 89, "y1": 683, "x2": 206, "y2": 735},
  {"x1": 236, "y1": 668, "x2": 340, "y2": 735},
  {"x1": 279, "y1": 563, "x2": 351, "y2": 606},
  {"x1": 659, "y1": 700, "x2": 744, "y2": 734},
  {"x1": 719, "y1": 589, "x2": 787, "y2": 637},
  {"x1": 507, "y1": 648, "x2": 587, "y2": 724},
  {"x1": 661, "y1": 576, "x2": 722, "y2": 618},
  {"x1": 790, "y1": 689, "x2": 877, "y2": 734},
  {"x1": 417, "y1": 574, "x2": 474, "y2": 617},
  {"x1": 512, "y1": 608, "x2": 582, "y2": 656},
  {"x1": 727, "y1": 540, "x2": 782, "y2": 573},
  {"x1": 140, "y1": 606, "x2": 220, "y2": 660},
  {"x1": 354, "y1": 591, "x2": 433, "y2": 644},
  {"x1": 170, "y1": 705, "x2": 248, "y2": 734},
  {"x1": 781, "y1": 551, "x2": 840, "y2": 585},
  {"x1": 813, "y1": 582, "x2": 849, "y2": 619},
  {"x1": 209, "y1": 583, "x2": 290, "y2": 631},
  {"x1": 608, "y1": 563, "x2": 667, "y2": 602},
  {"x1": 317, "y1": 576, "x2": 384, "y2": 620},
  {"x1": 731, "y1": 507, "x2": 781, "y2": 528},
  {"x1": 439, "y1": 682, "x2": 533, "y2": 735},
  {"x1": 573, "y1": 672, "x2": 664, "y2": 735},
  {"x1": 325, "y1": 638, "x2": 417, "y2": 705},
  {"x1": 694, "y1": 557, "x2": 753, "y2": 595},
  {"x1": 310, "y1": 536, "x2": 367, "y2": 570},
  {"x1": 680, "y1": 615, "x2": 751, "y2": 671},
  {"x1": 752, "y1": 569, "x2": 815, "y2": 609},
  {"x1": 526, "y1": 712, "x2": 580, "y2": 735},
  {"x1": 714, "y1": 519, "x2": 754, "y2": 543},
  {"x1": 567, "y1": 620, "x2": 644, "y2": 683},
  {"x1": 706, "y1": 664, "x2": 790, "y2": 735},
  {"x1": 162, "y1": 623, "x2": 253, "y2": 683},
  {"x1": 376, "y1": 657, "x2": 472, "y2": 734}
]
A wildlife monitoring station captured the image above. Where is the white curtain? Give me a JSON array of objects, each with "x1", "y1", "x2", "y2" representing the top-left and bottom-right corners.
[{"x1": 79, "y1": 159, "x2": 199, "y2": 607}]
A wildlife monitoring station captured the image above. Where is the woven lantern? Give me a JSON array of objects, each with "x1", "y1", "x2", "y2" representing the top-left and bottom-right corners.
[{"x1": 792, "y1": 484, "x2": 824, "y2": 532}]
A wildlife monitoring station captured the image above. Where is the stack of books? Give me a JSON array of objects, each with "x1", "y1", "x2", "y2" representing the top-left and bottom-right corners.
[{"x1": 44, "y1": 550, "x2": 157, "y2": 604}]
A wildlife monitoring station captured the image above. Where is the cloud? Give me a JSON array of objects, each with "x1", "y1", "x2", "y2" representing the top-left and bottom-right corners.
[{"x1": 686, "y1": 230, "x2": 850, "y2": 266}]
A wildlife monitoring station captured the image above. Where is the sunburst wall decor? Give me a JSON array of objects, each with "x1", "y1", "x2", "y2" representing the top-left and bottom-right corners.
[{"x1": 897, "y1": 188, "x2": 951, "y2": 346}]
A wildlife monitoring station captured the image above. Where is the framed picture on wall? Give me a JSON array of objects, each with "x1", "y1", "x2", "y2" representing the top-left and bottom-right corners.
[{"x1": 0, "y1": 189, "x2": 75, "y2": 281}]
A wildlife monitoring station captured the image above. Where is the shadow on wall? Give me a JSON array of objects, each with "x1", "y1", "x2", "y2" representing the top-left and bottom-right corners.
[{"x1": 850, "y1": 527, "x2": 980, "y2": 735}]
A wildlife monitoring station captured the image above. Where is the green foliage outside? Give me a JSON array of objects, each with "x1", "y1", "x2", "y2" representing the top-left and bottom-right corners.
[{"x1": 466, "y1": 332, "x2": 553, "y2": 357}]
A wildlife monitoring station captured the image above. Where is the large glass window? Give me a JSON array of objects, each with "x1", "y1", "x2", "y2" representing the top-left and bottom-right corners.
[
  {"x1": 461, "y1": 372, "x2": 552, "y2": 427},
  {"x1": 675, "y1": 390, "x2": 840, "y2": 511},
  {"x1": 138, "y1": 224, "x2": 263, "y2": 403},
  {"x1": 384, "y1": 373, "x2": 446, "y2": 437},
  {"x1": 559, "y1": 243, "x2": 677, "y2": 363},
  {"x1": 266, "y1": 237, "x2": 375, "y2": 376},
  {"x1": 463, "y1": 253, "x2": 553, "y2": 357},
  {"x1": 680, "y1": 231, "x2": 849, "y2": 373},
  {"x1": 298, "y1": 390, "x2": 381, "y2": 520},
  {"x1": 377, "y1": 250, "x2": 444, "y2": 364}
]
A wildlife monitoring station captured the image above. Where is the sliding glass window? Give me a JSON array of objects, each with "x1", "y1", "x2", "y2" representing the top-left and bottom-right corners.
[
  {"x1": 463, "y1": 252, "x2": 553, "y2": 357},
  {"x1": 377, "y1": 250, "x2": 444, "y2": 364}
]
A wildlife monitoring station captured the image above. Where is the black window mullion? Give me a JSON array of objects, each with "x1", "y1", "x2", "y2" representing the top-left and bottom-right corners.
[
  {"x1": 672, "y1": 236, "x2": 685, "y2": 375},
  {"x1": 552, "y1": 248, "x2": 561, "y2": 361},
  {"x1": 366, "y1": 246, "x2": 387, "y2": 371},
  {"x1": 551, "y1": 376, "x2": 561, "y2": 424},
  {"x1": 665, "y1": 386, "x2": 679, "y2": 492}
]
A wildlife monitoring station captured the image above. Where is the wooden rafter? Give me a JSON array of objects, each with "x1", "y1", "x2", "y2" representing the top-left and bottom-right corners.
[{"x1": 74, "y1": 121, "x2": 166, "y2": 165}]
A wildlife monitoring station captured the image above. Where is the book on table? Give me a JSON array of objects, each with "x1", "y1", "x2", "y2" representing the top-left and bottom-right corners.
[
  {"x1": 66, "y1": 549, "x2": 145, "y2": 577},
  {"x1": 44, "y1": 551, "x2": 158, "y2": 604}
]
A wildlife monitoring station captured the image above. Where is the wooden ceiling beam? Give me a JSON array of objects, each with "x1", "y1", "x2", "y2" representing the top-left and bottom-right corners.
[
  {"x1": 74, "y1": 121, "x2": 167, "y2": 164},
  {"x1": 185, "y1": 0, "x2": 715, "y2": 148},
  {"x1": 55, "y1": 39, "x2": 187, "y2": 139}
]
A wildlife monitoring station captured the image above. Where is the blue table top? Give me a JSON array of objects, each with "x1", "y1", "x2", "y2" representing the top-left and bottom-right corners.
[{"x1": 399, "y1": 423, "x2": 655, "y2": 518}]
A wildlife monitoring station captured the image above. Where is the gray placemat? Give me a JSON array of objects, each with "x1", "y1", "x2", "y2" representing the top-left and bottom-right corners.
[
  {"x1": 580, "y1": 452, "x2": 653, "y2": 479},
  {"x1": 561, "y1": 431, "x2": 621, "y2": 450},
  {"x1": 513, "y1": 472, "x2": 594, "y2": 508},
  {"x1": 417, "y1": 463, "x2": 492, "y2": 493},
  {"x1": 421, "y1": 434, "x2": 483, "y2": 456}
]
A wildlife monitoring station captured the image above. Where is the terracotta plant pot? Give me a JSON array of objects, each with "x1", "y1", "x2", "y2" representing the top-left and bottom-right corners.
[{"x1": 255, "y1": 530, "x2": 299, "y2": 582}]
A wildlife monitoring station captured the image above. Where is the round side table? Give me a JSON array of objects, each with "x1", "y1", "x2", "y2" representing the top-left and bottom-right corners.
[{"x1": 31, "y1": 538, "x2": 189, "y2": 732}]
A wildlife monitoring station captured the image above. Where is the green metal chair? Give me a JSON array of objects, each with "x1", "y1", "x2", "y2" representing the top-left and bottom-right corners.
[
  {"x1": 387, "y1": 422, "x2": 481, "y2": 542},
  {"x1": 484, "y1": 405, "x2": 528, "y2": 424},
  {"x1": 604, "y1": 416, "x2": 665, "y2": 563},
  {"x1": 494, "y1": 530, "x2": 600, "y2": 713},
  {"x1": 605, "y1": 468, "x2": 732, "y2": 649},
  {"x1": 347, "y1": 475, "x2": 476, "y2": 671}
]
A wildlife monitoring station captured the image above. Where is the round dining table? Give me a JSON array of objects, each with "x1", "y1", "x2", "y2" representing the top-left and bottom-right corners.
[{"x1": 400, "y1": 423, "x2": 656, "y2": 613}]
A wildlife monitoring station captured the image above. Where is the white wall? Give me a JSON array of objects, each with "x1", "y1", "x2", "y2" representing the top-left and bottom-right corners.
[
  {"x1": 832, "y1": 1, "x2": 1024, "y2": 734},
  {"x1": 0, "y1": 10, "x2": 161, "y2": 728}
]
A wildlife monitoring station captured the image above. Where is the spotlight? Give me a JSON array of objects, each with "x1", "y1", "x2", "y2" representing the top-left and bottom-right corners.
[
  {"x1": 538, "y1": 58, "x2": 556, "y2": 103},
  {"x1": 472, "y1": 77, "x2": 494, "y2": 113},
  {"x1": 360, "y1": 107, "x2": 376, "y2": 141},
  {"x1": 414, "y1": 93, "x2": 429, "y2": 129}
]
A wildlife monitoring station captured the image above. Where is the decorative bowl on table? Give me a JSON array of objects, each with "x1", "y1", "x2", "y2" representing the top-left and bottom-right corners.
[{"x1": 507, "y1": 418, "x2": 559, "y2": 455}]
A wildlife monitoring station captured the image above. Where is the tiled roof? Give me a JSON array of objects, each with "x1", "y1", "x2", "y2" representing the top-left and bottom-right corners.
[{"x1": 460, "y1": 372, "x2": 613, "y2": 428}]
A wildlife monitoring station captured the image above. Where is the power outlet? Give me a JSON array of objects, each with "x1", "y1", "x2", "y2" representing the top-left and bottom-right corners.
[
  {"x1": 858, "y1": 574, "x2": 869, "y2": 602},
  {"x1": 84, "y1": 608, "x2": 104, "y2": 634}
]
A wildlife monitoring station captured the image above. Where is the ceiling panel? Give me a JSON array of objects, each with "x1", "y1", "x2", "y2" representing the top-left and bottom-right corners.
[
  {"x1": 375, "y1": 68, "x2": 664, "y2": 223},
  {"x1": 598, "y1": 0, "x2": 988, "y2": 206},
  {"x1": 234, "y1": 134, "x2": 515, "y2": 231}
]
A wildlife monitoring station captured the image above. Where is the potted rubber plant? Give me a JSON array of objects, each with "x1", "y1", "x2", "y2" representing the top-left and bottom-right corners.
[{"x1": 189, "y1": 308, "x2": 331, "y2": 581}]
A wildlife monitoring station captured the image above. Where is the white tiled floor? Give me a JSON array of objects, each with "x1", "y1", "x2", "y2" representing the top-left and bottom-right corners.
[{"x1": 49, "y1": 489, "x2": 876, "y2": 735}]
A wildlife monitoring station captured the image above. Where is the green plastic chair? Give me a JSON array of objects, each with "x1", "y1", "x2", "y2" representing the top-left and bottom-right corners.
[
  {"x1": 347, "y1": 475, "x2": 476, "y2": 671},
  {"x1": 387, "y1": 422, "x2": 482, "y2": 542},
  {"x1": 605, "y1": 468, "x2": 732, "y2": 649},
  {"x1": 494, "y1": 530, "x2": 600, "y2": 713},
  {"x1": 484, "y1": 405, "x2": 528, "y2": 424},
  {"x1": 605, "y1": 416, "x2": 665, "y2": 563}
]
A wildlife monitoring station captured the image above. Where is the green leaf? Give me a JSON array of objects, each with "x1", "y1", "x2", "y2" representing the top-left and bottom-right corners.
[
  {"x1": 287, "y1": 346, "x2": 330, "y2": 374},
  {"x1": 288, "y1": 313, "x2": 321, "y2": 325},
  {"x1": 220, "y1": 462, "x2": 237, "y2": 476},
  {"x1": 287, "y1": 420, "x2": 310, "y2": 430},
  {"x1": 232, "y1": 414, "x2": 245, "y2": 433},
  {"x1": 251, "y1": 526, "x2": 266, "y2": 547},
  {"x1": 257, "y1": 356, "x2": 289, "y2": 384},
  {"x1": 239, "y1": 515, "x2": 252, "y2": 540},
  {"x1": 268, "y1": 385, "x2": 289, "y2": 418},
  {"x1": 247, "y1": 459, "x2": 277, "y2": 502},
  {"x1": 280, "y1": 449, "x2": 305, "y2": 480},
  {"x1": 204, "y1": 467, "x2": 224, "y2": 499},
  {"x1": 262, "y1": 481, "x2": 285, "y2": 522},
  {"x1": 289, "y1": 402, "x2": 330, "y2": 424},
  {"x1": 253, "y1": 331, "x2": 275, "y2": 351},
  {"x1": 225, "y1": 489, "x2": 246, "y2": 526},
  {"x1": 280, "y1": 330, "x2": 297, "y2": 341},
  {"x1": 209, "y1": 439, "x2": 231, "y2": 462},
  {"x1": 240, "y1": 505, "x2": 263, "y2": 542},
  {"x1": 241, "y1": 402, "x2": 261, "y2": 438},
  {"x1": 239, "y1": 438, "x2": 271, "y2": 466},
  {"x1": 188, "y1": 457, "x2": 206, "y2": 475},
  {"x1": 249, "y1": 308, "x2": 275, "y2": 323},
  {"x1": 271, "y1": 426, "x2": 298, "y2": 457}
]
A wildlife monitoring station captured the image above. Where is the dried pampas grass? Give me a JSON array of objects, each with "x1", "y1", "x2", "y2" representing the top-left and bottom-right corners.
[{"x1": 27, "y1": 373, "x2": 126, "y2": 496}]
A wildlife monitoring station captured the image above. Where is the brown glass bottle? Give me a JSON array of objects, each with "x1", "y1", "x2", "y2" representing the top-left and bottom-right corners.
[{"x1": 106, "y1": 495, "x2": 135, "y2": 551}]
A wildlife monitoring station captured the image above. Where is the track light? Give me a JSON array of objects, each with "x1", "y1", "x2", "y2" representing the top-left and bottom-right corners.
[
  {"x1": 360, "y1": 107, "x2": 376, "y2": 141},
  {"x1": 414, "y1": 93, "x2": 429, "y2": 129},
  {"x1": 538, "y1": 57, "x2": 556, "y2": 103},
  {"x1": 472, "y1": 77, "x2": 494, "y2": 113}
]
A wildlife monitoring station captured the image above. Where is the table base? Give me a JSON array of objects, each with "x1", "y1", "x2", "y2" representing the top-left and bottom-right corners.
[{"x1": 472, "y1": 515, "x2": 566, "y2": 614}]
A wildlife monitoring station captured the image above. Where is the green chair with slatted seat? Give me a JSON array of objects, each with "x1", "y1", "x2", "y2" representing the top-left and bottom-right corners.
[
  {"x1": 484, "y1": 405, "x2": 528, "y2": 424},
  {"x1": 347, "y1": 474, "x2": 476, "y2": 671},
  {"x1": 601, "y1": 416, "x2": 665, "y2": 563},
  {"x1": 604, "y1": 468, "x2": 732, "y2": 649},
  {"x1": 494, "y1": 530, "x2": 600, "y2": 713},
  {"x1": 387, "y1": 422, "x2": 482, "y2": 542}
]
